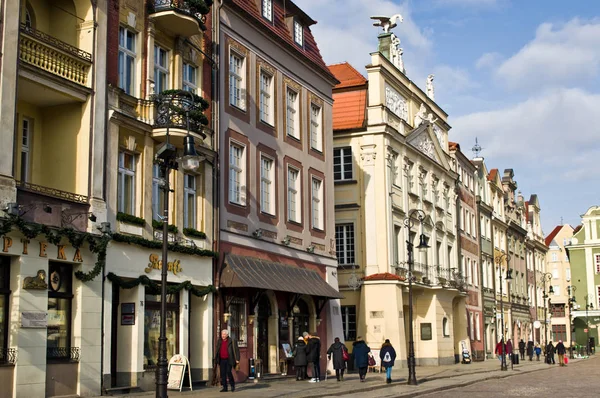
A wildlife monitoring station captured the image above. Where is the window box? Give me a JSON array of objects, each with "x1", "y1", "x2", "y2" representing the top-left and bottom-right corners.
[{"x1": 183, "y1": 228, "x2": 207, "y2": 249}]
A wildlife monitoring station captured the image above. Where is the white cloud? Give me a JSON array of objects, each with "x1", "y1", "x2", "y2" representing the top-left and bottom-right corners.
[
  {"x1": 433, "y1": 65, "x2": 479, "y2": 95},
  {"x1": 495, "y1": 18, "x2": 600, "y2": 89},
  {"x1": 433, "y1": 0, "x2": 500, "y2": 7},
  {"x1": 475, "y1": 52, "x2": 502, "y2": 69}
]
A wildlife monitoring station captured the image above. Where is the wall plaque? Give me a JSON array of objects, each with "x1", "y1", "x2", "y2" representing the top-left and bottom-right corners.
[{"x1": 21, "y1": 311, "x2": 47, "y2": 328}]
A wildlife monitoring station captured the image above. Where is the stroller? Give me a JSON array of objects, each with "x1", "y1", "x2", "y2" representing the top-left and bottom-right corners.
[{"x1": 461, "y1": 349, "x2": 472, "y2": 364}]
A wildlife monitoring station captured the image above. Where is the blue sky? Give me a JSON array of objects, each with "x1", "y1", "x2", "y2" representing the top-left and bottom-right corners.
[{"x1": 299, "y1": 0, "x2": 600, "y2": 233}]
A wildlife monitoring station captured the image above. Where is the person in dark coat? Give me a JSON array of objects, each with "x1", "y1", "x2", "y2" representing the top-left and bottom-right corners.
[
  {"x1": 379, "y1": 339, "x2": 397, "y2": 384},
  {"x1": 555, "y1": 340, "x2": 567, "y2": 366},
  {"x1": 526, "y1": 340, "x2": 534, "y2": 361},
  {"x1": 213, "y1": 329, "x2": 240, "y2": 392},
  {"x1": 306, "y1": 333, "x2": 322, "y2": 382},
  {"x1": 518, "y1": 339, "x2": 526, "y2": 360},
  {"x1": 293, "y1": 336, "x2": 308, "y2": 380},
  {"x1": 352, "y1": 337, "x2": 371, "y2": 382},
  {"x1": 506, "y1": 339, "x2": 513, "y2": 364},
  {"x1": 546, "y1": 341, "x2": 556, "y2": 364},
  {"x1": 327, "y1": 337, "x2": 348, "y2": 381}
]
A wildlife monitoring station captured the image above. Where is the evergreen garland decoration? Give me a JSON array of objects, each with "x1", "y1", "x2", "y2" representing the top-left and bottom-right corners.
[
  {"x1": 106, "y1": 272, "x2": 216, "y2": 297},
  {"x1": 182, "y1": 227, "x2": 207, "y2": 239},
  {"x1": 112, "y1": 233, "x2": 218, "y2": 258},
  {"x1": 116, "y1": 212, "x2": 146, "y2": 227}
]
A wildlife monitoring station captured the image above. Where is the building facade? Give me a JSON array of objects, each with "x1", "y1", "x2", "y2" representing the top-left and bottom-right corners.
[{"x1": 215, "y1": 0, "x2": 343, "y2": 380}]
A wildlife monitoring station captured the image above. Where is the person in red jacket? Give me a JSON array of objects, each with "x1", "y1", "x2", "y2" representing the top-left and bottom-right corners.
[{"x1": 495, "y1": 340, "x2": 506, "y2": 362}]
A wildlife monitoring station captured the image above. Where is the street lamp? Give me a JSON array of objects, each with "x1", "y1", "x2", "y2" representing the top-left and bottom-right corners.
[
  {"x1": 567, "y1": 285, "x2": 577, "y2": 359},
  {"x1": 585, "y1": 294, "x2": 594, "y2": 356},
  {"x1": 155, "y1": 90, "x2": 203, "y2": 398},
  {"x1": 404, "y1": 209, "x2": 430, "y2": 386},
  {"x1": 494, "y1": 253, "x2": 512, "y2": 371},
  {"x1": 540, "y1": 273, "x2": 553, "y2": 350}
]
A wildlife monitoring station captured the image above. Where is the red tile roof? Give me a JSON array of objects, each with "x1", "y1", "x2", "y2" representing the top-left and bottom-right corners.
[
  {"x1": 573, "y1": 225, "x2": 582, "y2": 234},
  {"x1": 487, "y1": 168, "x2": 498, "y2": 182},
  {"x1": 328, "y1": 62, "x2": 367, "y2": 89},
  {"x1": 363, "y1": 272, "x2": 405, "y2": 282},
  {"x1": 449, "y1": 141, "x2": 459, "y2": 151},
  {"x1": 545, "y1": 225, "x2": 563, "y2": 246},
  {"x1": 332, "y1": 90, "x2": 367, "y2": 130},
  {"x1": 229, "y1": 0, "x2": 336, "y2": 81}
]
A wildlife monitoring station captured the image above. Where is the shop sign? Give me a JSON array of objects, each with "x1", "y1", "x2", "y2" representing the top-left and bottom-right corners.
[
  {"x1": 21, "y1": 311, "x2": 48, "y2": 328},
  {"x1": 145, "y1": 254, "x2": 183, "y2": 276},
  {"x1": 121, "y1": 302, "x2": 135, "y2": 326},
  {"x1": 2, "y1": 237, "x2": 84, "y2": 263}
]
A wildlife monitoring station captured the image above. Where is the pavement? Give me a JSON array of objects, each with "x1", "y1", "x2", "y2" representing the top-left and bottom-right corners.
[{"x1": 103, "y1": 355, "x2": 595, "y2": 397}]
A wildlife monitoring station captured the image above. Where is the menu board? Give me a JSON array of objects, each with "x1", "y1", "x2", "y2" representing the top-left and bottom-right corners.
[{"x1": 167, "y1": 363, "x2": 186, "y2": 390}]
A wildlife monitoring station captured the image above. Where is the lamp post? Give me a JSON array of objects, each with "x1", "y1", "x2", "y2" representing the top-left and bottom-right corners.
[
  {"x1": 404, "y1": 209, "x2": 430, "y2": 386},
  {"x1": 540, "y1": 273, "x2": 553, "y2": 350},
  {"x1": 494, "y1": 253, "x2": 512, "y2": 371},
  {"x1": 585, "y1": 294, "x2": 594, "y2": 356},
  {"x1": 567, "y1": 285, "x2": 577, "y2": 359},
  {"x1": 155, "y1": 91, "x2": 203, "y2": 398}
]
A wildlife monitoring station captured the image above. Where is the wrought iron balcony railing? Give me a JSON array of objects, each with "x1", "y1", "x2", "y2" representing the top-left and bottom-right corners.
[
  {"x1": 151, "y1": 0, "x2": 208, "y2": 24},
  {"x1": 47, "y1": 347, "x2": 80, "y2": 362}
]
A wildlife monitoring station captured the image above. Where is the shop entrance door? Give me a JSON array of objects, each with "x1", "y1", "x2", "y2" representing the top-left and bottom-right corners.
[{"x1": 256, "y1": 296, "x2": 270, "y2": 374}]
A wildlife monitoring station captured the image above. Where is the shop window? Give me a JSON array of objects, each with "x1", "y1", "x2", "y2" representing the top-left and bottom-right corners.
[
  {"x1": 442, "y1": 317, "x2": 450, "y2": 337},
  {"x1": 292, "y1": 300, "x2": 310, "y2": 342},
  {"x1": 229, "y1": 298, "x2": 247, "y2": 347},
  {"x1": 47, "y1": 262, "x2": 74, "y2": 360},
  {"x1": 420, "y1": 323, "x2": 432, "y2": 341},
  {"x1": 0, "y1": 257, "x2": 10, "y2": 363},
  {"x1": 341, "y1": 305, "x2": 356, "y2": 341},
  {"x1": 144, "y1": 290, "x2": 179, "y2": 369}
]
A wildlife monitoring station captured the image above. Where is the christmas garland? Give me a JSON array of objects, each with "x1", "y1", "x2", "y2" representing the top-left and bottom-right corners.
[
  {"x1": 106, "y1": 272, "x2": 216, "y2": 297},
  {"x1": 112, "y1": 233, "x2": 218, "y2": 258}
]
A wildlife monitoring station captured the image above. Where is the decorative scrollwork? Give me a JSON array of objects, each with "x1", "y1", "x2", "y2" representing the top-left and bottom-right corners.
[
  {"x1": 0, "y1": 348, "x2": 17, "y2": 364},
  {"x1": 47, "y1": 347, "x2": 80, "y2": 362},
  {"x1": 15, "y1": 180, "x2": 89, "y2": 204}
]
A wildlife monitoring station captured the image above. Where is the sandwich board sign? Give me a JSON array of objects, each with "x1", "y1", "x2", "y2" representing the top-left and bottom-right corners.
[{"x1": 167, "y1": 354, "x2": 192, "y2": 391}]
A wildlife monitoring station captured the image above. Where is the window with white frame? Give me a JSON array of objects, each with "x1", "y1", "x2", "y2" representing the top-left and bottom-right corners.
[
  {"x1": 311, "y1": 177, "x2": 323, "y2": 230},
  {"x1": 393, "y1": 225, "x2": 401, "y2": 266},
  {"x1": 182, "y1": 63, "x2": 197, "y2": 93},
  {"x1": 333, "y1": 147, "x2": 352, "y2": 181},
  {"x1": 183, "y1": 174, "x2": 197, "y2": 229},
  {"x1": 551, "y1": 252, "x2": 558, "y2": 262},
  {"x1": 310, "y1": 103, "x2": 322, "y2": 151},
  {"x1": 261, "y1": 0, "x2": 272, "y2": 21},
  {"x1": 287, "y1": 167, "x2": 300, "y2": 222},
  {"x1": 596, "y1": 254, "x2": 600, "y2": 273},
  {"x1": 293, "y1": 20, "x2": 303, "y2": 46},
  {"x1": 152, "y1": 164, "x2": 165, "y2": 221},
  {"x1": 229, "y1": 51, "x2": 245, "y2": 110},
  {"x1": 21, "y1": 117, "x2": 32, "y2": 182},
  {"x1": 475, "y1": 313, "x2": 481, "y2": 340},
  {"x1": 335, "y1": 224, "x2": 355, "y2": 265},
  {"x1": 229, "y1": 143, "x2": 245, "y2": 205},
  {"x1": 286, "y1": 88, "x2": 299, "y2": 139},
  {"x1": 260, "y1": 155, "x2": 274, "y2": 215},
  {"x1": 566, "y1": 268, "x2": 571, "y2": 281},
  {"x1": 469, "y1": 312, "x2": 474, "y2": 340},
  {"x1": 259, "y1": 70, "x2": 274, "y2": 125},
  {"x1": 118, "y1": 27, "x2": 136, "y2": 95},
  {"x1": 442, "y1": 317, "x2": 450, "y2": 337},
  {"x1": 553, "y1": 285, "x2": 560, "y2": 296},
  {"x1": 118, "y1": 151, "x2": 136, "y2": 214},
  {"x1": 552, "y1": 268, "x2": 559, "y2": 279},
  {"x1": 154, "y1": 44, "x2": 169, "y2": 94}
]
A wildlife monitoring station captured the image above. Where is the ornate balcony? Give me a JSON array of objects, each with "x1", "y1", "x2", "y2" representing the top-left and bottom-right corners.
[
  {"x1": 149, "y1": 0, "x2": 208, "y2": 37},
  {"x1": 19, "y1": 24, "x2": 92, "y2": 87}
]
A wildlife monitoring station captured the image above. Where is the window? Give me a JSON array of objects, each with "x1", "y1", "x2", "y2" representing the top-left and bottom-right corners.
[
  {"x1": 311, "y1": 177, "x2": 323, "y2": 230},
  {"x1": 420, "y1": 323, "x2": 432, "y2": 340},
  {"x1": 229, "y1": 298, "x2": 247, "y2": 347},
  {"x1": 260, "y1": 156, "x2": 274, "y2": 215},
  {"x1": 229, "y1": 143, "x2": 244, "y2": 205},
  {"x1": 393, "y1": 225, "x2": 401, "y2": 265},
  {"x1": 293, "y1": 20, "x2": 303, "y2": 46},
  {"x1": 469, "y1": 312, "x2": 474, "y2": 340},
  {"x1": 333, "y1": 147, "x2": 352, "y2": 181},
  {"x1": 118, "y1": 151, "x2": 136, "y2": 214},
  {"x1": 335, "y1": 224, "x2": 355, "y2": 265},
  {"x1": 182, "y1": 63, "x2": 197, "y2": 93},
  {"x1": 392, "y1": 153, "x2": 400, "y2": 186},
  {"x1": 25, "y1": 7, "x2": 33, "y2": 28},
  {"x1": 442, "y1": 317, "x2": 450, "y2": 337},
  {"x1": 551, "y1": 252, "x2": 558, "y2": 262},
  {"x1": 259, "y1": 71, "x2": 274, "y2": 125},
  {"x1": 152, "y1": 164, "x2": 165, "y2": 221},
  {"x1": 553, "y1": 285, "x2": 560, "y2": 296},
  {"x1": 118, "y1": 27, "x2": 136, "y2": 95},
  {"x1": 566, "y1": 268, "x2": 571, "y2": 281},
  {"x1": 154, "y1": 45, "x2": 169, "y2": 93},
  {"x1": 287, "y1": 167, "x2": 300, "y2": 222},
  {"x1": 310, "y1": 103, "x2": 322, "y2": 151},
  {"x1": 183, "y1": 174, "x2": 197, "y2": 229},
  {"x1": 596, "y1": 254, "x2": 600, "y2": 273},
  {"x1": 551, "y1": 304, "x2": 565, "y2": 317},
  {"x1": 144, "y1": 289, "x2": 179, "y2": 368},
  {"x1": 261, "y1": 0, "x2": 272, "y2": 21},
  {"x1": 475, "y1": 313, "x2": 481, "y2": 340},
  {"x1": 552, "y1": 268, "x2": 559, "y2": 279},
  {"x1": 552, "y1": 325, "x2": 567, "y2": 342},
  {"x1": 0, "y1": 257, "x2": 9, "y2": 362},
  {"x1": 286, "y1": 88, "x2": 299, "y2": 139},
  {"x1": 21, "y1": 117, "x2": 32, "y2": 182},
  {"x1": 341, "y1": 306, "x2": 356, "y2": 341},
  {"x1": 47, "y1": 262, "x2": 73, "y2": 360},
  {"x1": 229, "y1": 51, "x2": 245, "y2": 110}
]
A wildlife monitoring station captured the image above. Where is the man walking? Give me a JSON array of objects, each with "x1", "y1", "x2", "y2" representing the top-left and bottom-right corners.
[
  {"x1": 306, "y1": 332, "x2": 322, "y2": 382},
  {"x1": 556, "y1": 340, "x2": 567, "y2": 366},
  {"x1": 546, "y1": 341, "x2": 556, "y2": 365},
  {"x1": 215, "y1": 329, "x2": 240, "y2": 392},
  {"x1": 518, "y1": 339, "x2": 526, "y2": 360}
]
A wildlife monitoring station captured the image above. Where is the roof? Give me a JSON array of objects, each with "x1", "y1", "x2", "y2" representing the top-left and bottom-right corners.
[
  {"x1": 573, "y1": 225, "x2": 582, "y2": 234},
  {"x1": 229, "y1": 0, "x2": 336, "y2": 81},
  {"x1": 363, "y1": 272, "x2": 405, "y2": 282},
  {"x1": 220, "y1": 254, "x2": 343, "y2": 299},
  {"x1": 487, "y1": 168, "x2": 498, "y2": 182},
  {"x1": 328, "y1": 62, "x2": 367, "y2": 89},
  {"x1": 545, "y1": 225, "x2": 563, "y2": 246},
  {"x1": 449, "y1": 141, "x2": 459, "y2": 151},
  {"x1": 332, "y1": 89, "x2": 367, "y2": 130}
]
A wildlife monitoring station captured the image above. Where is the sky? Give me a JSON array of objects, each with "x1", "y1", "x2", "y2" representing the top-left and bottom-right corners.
[{"x1": 298, "y1": 0, "x2": 600, "y2": 234}]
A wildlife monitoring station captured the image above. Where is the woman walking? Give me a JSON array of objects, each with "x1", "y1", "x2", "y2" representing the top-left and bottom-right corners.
[
  {"x1": 327, "y1": 337, "x2": 348, "y2": 381},
  {"x1": 534, "y1": 343, "x2": 542, "y2": 361},
  {"x1": 293, "y1": 336, "x2": 308, "y2": 381},
  {"x1": 352, "y1": 337, "x2": 371, "y2": 382},
  {"x1": 379, "y1": 339, "x2": 397, "y2": 384}
]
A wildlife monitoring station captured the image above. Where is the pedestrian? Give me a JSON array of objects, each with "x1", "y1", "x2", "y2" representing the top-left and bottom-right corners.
[
  {"x1": 518, "y1": 339, "x2": 526, "y2": 360},
  {"x1": 293, "y1": 336, "x2": 308, "y2": 381},
  {"x1": 555, "y1": 340, "x2": 567, "y2": 366},
  {"x1": 214, "y1": 329, "x2": 240, "y2": 393},
  {"x1": 546, "y1": 341, "x2": 556, "y2": 364},
  {"x1": 534, "y1": 343, "x2": 542, "y2": 361},
  {"x1": 506, "y1": 339, "x2": 513, "y2": 364},
  {"x1": 306, "y1": 332, "x2": 322, "y2": 382},
  {"x1": 302, "y1": 332, "x2": 310, "y2": 379},
  {"x1": 526, "y1": 340, "x2": 534, "y2": 361},
  {"x1": 327, "y1": 337, "x2": 348, "y2": 382},
  {"x1": 494, "y1": 340, "x2": 506, "y2": 362},
  {"x1": 379, "y1": 339, "x2": 397, "y2": 384},
  {"x1": 352, "y1": 337, "x2": 371, "y2": 382}
]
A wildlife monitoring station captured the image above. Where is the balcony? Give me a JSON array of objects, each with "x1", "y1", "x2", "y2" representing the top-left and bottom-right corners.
[
  {"x1": 149, "y1": 0, "x2": 207, "y2": 37},
  {"x1": 19, "y1": 24, "x2": 92, "y2": 87}
]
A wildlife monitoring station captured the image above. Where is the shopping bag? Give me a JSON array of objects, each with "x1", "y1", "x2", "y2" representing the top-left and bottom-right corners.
[
  {"x1": 368, "y1": 353, "x2": 376, "y2": 366},
  {"x1": 342, "y1": 348, "x2": 349, "y2": 362},
  {"x1": 564, "y1": 356, "x2": 568, "y2": 364}
]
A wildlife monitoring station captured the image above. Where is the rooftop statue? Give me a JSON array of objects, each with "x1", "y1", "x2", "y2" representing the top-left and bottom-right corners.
[{"x1": 371, "y1": 14, "x2": 404, "y2": 33}]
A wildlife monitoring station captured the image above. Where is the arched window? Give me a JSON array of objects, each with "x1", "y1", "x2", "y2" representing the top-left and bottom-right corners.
[
  {"x1": 475, "y1": 313, "x2": 481, "y2": 340},
  {"x1": 469, "y1": 312, "x2": 474, "y2": 340},
  {"x1": 24, "y1": 2, "x2": 35, "y2": 29},
  {"x1": 442, "y1": 317, "x2": 450, "y2": 337}
]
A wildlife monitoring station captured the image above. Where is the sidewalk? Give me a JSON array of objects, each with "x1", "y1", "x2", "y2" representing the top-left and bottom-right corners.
[{"x1": 103, "y1": 356, "x2": 589, "y2": 397}]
